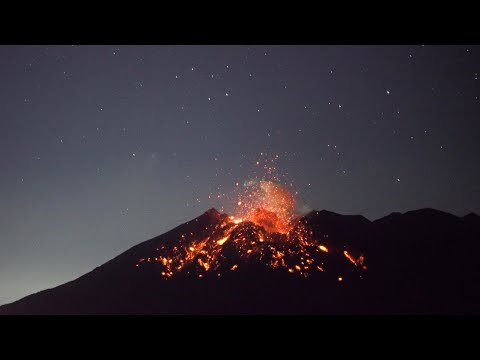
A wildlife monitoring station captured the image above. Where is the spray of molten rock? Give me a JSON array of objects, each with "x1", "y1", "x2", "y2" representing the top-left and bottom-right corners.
[
  {"x1": 136, "y1": 180, "x2": 367, "y2": 282},
  {"x1": 238, "y1": 180, "x2": 296, "y2": 234}
]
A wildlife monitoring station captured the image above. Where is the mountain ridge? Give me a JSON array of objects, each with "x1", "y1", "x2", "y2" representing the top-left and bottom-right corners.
[{"x1": 1, "y1": 207, "x2": 479, "y2": 314}]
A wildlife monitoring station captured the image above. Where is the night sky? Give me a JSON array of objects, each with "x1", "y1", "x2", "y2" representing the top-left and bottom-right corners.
[{"x1": 1, "y1": 45, "x2": 479, "y2": 305}]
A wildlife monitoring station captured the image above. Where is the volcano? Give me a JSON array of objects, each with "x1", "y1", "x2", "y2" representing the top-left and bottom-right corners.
[{"x1": 1, "y1": 207, "x2": 480, "y2": 314}]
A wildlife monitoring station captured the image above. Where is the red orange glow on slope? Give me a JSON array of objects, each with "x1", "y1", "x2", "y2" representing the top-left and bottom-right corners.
[{"x1": 135, "y1": 154, "x2": 367, "y2": 281}]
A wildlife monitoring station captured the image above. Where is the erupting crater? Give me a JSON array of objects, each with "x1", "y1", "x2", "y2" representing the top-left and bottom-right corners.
[{"x1": 135, "y1": 180, "x2": 367, "y2": 282}]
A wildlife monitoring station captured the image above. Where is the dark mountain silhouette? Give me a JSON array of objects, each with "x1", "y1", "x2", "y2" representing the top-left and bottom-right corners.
[{"x1": 1, "y1": 207, "x2": 479, "y2": 315}]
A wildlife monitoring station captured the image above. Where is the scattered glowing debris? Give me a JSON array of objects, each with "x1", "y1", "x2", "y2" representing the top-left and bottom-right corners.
[{"x1": 133, "y1": 173, "x2": 367, "y2": 281}]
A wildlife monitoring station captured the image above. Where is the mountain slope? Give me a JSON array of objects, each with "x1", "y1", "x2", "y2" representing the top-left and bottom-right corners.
[{"x1": 1, "y1": 208, "x2": 479, "y2": 314}]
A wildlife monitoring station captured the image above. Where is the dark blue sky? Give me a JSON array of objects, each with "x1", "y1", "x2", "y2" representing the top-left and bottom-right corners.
[{"x1": 1, "y1": 45, "x2": 479, "y2": 305}]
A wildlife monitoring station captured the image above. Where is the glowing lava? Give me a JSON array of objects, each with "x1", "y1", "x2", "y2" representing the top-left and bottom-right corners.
[
  {"x1": 135, "y1": 184, "x2": 367, "y2": 281},
  {"x1": 135, "y1": 156, "x2": 367, "y2": 281}
]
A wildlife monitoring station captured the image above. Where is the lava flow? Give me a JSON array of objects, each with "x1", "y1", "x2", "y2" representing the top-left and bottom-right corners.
[{"x1": 135, "y1": 177, "x2": 368, "y2": 282}]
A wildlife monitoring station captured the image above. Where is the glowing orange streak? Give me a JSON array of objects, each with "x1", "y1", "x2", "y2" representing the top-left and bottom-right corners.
[
  {"x1": 343, "y1": 250, "x2": 357, "y2": 266},
  {"x1": 217, "y1": 236, "x2": 229, "y2": 245}
]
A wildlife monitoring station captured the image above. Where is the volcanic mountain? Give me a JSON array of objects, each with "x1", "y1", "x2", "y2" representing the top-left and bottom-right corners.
[{"x1": 1, "y1": 207, "x2": 479, "y2": 314}]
